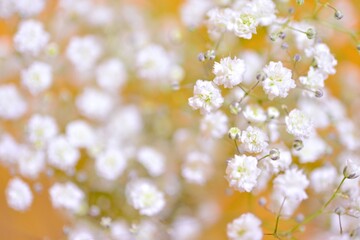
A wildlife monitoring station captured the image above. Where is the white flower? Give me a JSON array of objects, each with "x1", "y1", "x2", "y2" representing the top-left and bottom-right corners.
[
  {"x1": 13, "y1": 0, "x2": 45, "y2": 17},
  {"x1": 68, "y1": 229, "x2": 94, "y2": 240},
  {"x1": 182, "y1": 151, "x2": 213, "y2": 185},
  {"x1": 285, "y1": 109, "x2": 314, "y2": 139},
  {"x1": 47, "y1": 135, "x2": 80, "y2": 171},
  {"x1": 96, "y1": 58, "x2": 127, "y2": 92},
  {"x1": 213, "y1": 56, "x2": 246, "y2": 88},
  {"x1": 243, "y1": 104, "x2": 267, "y2": 123},
  {"x1": 0, "y1": 134, "x2": 22, "y2": 164},
  {"x1": 261, "y1": 145, "x2": 292, "y2": 174},
  {"x1": 200, "y1": 111, "x2": 228, "y2": 138},
  {"x1": 137, "y1": 147, "x2": 165, "y2": 177},
  {"x1": 262, "y1": 61, "x2": 296, "y2": 100},
  {"x1": 110, "y1": 220, "x2": 132, "y2": 240},
  {"x1": 0, "y1": 84, "x2": 27, "y2": 120},
  {"x1": 306, "y1": 43, "x2": 337, "y2": 76},
  {"x1": 27, "y1": 114, "x2": 58, "y2": 149},
  {"x1": 299, "y1": 67, "x2": 327, "y2": 91},
  {"x1": 21, "y1": 61, "x2": 52, "y2": 95},
  {"x1": 232, "y1": 13, "x2": 258, "y2": 39},
  {"x1": 240, "y1": 126, "x2": 268, "y2": 153},
  {"x1": 344, "y1": 159, "x2": 360, "y2": 179},
  {"x1": 66, "y1": 120, "x2": 95, "y2": 148},
  {"x1": 76, "y1": 88, "x2": 114, "y2": 121},
  {"x1": 14, "y1": 20, "x2": 49, "y2": 56},
  {"x1": 49, "y1": 182, "x2": 85, "y2": 213},
  {"x1": 171, "y1": 216, "x2": 202, "y2": 240},
  {"x1": 206, "y1": 8, "x2": 234, "y2": 39},
  {"x1": 227, "y1": 213, "x2": 263, "y2": 240},
  {"x1": 298, "y1": 97, "x2": 330, "y2": 129},
  {"x1": 226, "y1": 154, "x2": 261, "y2": 192},
  {"x1": 0, "y1": 0, "x2": 15, "y2": 18},
  {"x1": 181, "y1": 0, "x2": 213, "y2": 29},
  {"x1": 87, "y1": 6, "x2": 113, "y2": 27},
  {"x1": 273, "y1": 168, "x2": 309, "y2": 201},
  {"x1": 6, "y1": 177, "x2": 33, "y2": 211},
  {"x1": 291, "y1": 22, "x2": 315, "y2": 50},
  {"x1": 66, "y1": 36, "x2": 102, "y2": 71},
  {"x1": 293, "y1": 135, "x2": 327, "y2": 163},
  {"x1": 188, "y1": 80, "x2": 224, "y2": 114},
  {"x1": 251, "y1": 0, "x2": 276, "y2": 26},
  {"x1": 18, "y1": 149, "x2": 45, "y2": 179},
  {"x1": 126, "y1": 179, "x2": 165, "y2": 216},
  {"x1": 240, "y1": 51, "x2": 264, "y2": 84},
  {"x1": 95, "y1": 148, "x2": 127, "y2": 180},
  {"x1": 136, "y1": 44, "x2": 171, "y2": 82},
  {"x1": 310, "y1": 165, "x2": 337, "y2": 193}
]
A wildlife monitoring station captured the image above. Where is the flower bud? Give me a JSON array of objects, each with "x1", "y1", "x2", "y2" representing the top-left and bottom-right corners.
[
  {"x1": 293, "y1": 139, "x2": 303, "y2": 151},
  {"x1": 256, "y1": 72, "x2": 267, "y2": 81},
  {"x1": 343, "y1": 159, "x2": 360, "y2": 179},
  {"x1": 228, "y1": 127, "x2": 241, "y2": 140},
  {"x1": 334, "y1": 206, "x2": 345, "y2": 215},
  {"x1": 205, "y1": 49, "x2": 216, "y2": 60},
  {"x1": 296, "y1": 214, "x2": 304, "y2": 223},
  {"x1": 306, "y1": 28, "x2": 316, "y2": 40},
  {"x1": 198, "y1": 52, "x2": 206, "y2": 62},
  {"x1": 258, "y1": 197, "x2": 267, "y2": 206},
  {"x1": 296, "y1": 0, "x2": 304, "y2": 5},
  {"x1": 294, "y1": 54, "x2": 302, "y2": 62},
  {"x1": 281, "y1": 42, "x2": 289, "y2": 49},
  {"x1": 269, "y1": 148, "x2": 280, "y2": 161},
  {"x1": 334, "y1": 10, "x2": 343, "y2": 20},
  {"x1": 315, "y1": 89, "x2": 323, "y2": 98}
]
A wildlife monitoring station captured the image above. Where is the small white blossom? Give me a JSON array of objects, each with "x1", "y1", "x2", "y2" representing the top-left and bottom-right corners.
[
  {"x1": 21, "y1": 61, "x2": 52, "y2": 95},
  {"x1": 182, "y1": 0, "x2": 213, "y2": 29},
  {"x1": 200, "y1": 111, "x2": 228, "y2": 138},
  {"x1": 206, "y1": 8, "x2": 234, "y2": 39},
  {"x1": 240, "y1": 126, "x2": 268, "y2": 153},
  {"x1": 47, "y1": 135, "x2": 80, "y2": 171},
  {"x1": 171, "y1": 216, "x2": 202, "y2": 240},
  {"x1": 310, "y1": 165, "x2": 337, "y2": 193},
  {"x1": 293, "y1": 135, "x2": 327, "y2": 163},
  {"x1": 344, "y1": 159, "x2": 360, "y2": 179},
  {"x1": 136, "y1": 44, "x2": 171, "y2": 82},
  {"x1": 213, "y1": 56, "x2": 246, "y2": 88},
  {"x1": 227, "y1": 213, "x2": 263, "y2": 240},
  {"x1": 262, "y1": 61, "x2": 296, "y2": 100},
  {"x1": 126, "y1": 179, "x2": 165, "y2": 216},
  {"x1": 76, "y1": 88, "x2": 114, "y2": 121},
  {"x1": 66, "y1": 120, "x2": 95, "y2": 148},
  {"x1": 110, "y1": 220, "x2": 132, "y2": 240},
  {"x1": 137, "y1": 147, "x2": 165, "y2": 177},
  {"x1": 0, "y1": 0, "x2": 15, "y2": 18},
  {"x1": 49, "y1": 182, "x2": 85, "y2": 213},
  {"x1": 0, "y1": 134, "x2": 22, "y2": 164},
  {"x1": 66, "y1": 36, "x2": 102, "y2": 71},
  {"x1": 27, "y1": 114, "x2": 58, "y2": 149},
  {"x1": 14, "y1": 20, "x2": 49, "y2": 56},
  {"x1": 306, "y1": 43, "x2": 337, "y2": 76},
  {"x1": 285, "y1": 109, "x2": 314, "y2": 139},
  {"x1": 6, "y1": 177, "x2": 33, "y2": 211},
  {"x1": 96, "y1": 59, "x2": 127, "y2": 92},
  {"x1": 188, "y1": 80, "x2": 224, "y2": 114},
  {"x1": 226, "y1": 154, "x2": 261, "y2": 192},
  {"x1": 299, "y1": 67, "x2": 327, "y2": 91},
  {"x1": 251, "y1": 0, "x2": 276, "y2": 26},
  {"x1": 18, "y1": 149, "x2": 45, "y2": 179},
  {"x1": 13, "y1": 0, "x2": 46, "y2": 17},
  {"x1": 95, "y1": 148, "x2": 127, "y2": 180},
  {"x1": 0, "y1": 84, "x2": 27, "y2": 120},
  {"x1": 243, "y1": 104, "x2": 267, "y2": 123},
  {"x1": 182, "y1": 151, "x2": 213, "y2": 185},
  {"x1": 273, "y1": 168, "x2": 309, "y2": 201},
  {"x1": 232, "y1": 12, "x2": 258, "y2": 39}
]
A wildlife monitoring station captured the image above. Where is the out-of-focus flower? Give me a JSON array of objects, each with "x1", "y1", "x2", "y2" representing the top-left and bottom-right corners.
[{"x1": 6, "y1": 177, "x2": 33, "y2": 211}]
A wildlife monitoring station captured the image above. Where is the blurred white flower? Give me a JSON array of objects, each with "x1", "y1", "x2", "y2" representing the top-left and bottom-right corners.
[
  {"x1": 227, "y1": 213, "x2": 263, "y2": 240},
  {"x1": 243, "y1": 104, "x2": 267, "y2": 123},
  {"x1": 21, "y1": 61, "x2": 52, "y2": 95},
  {"x1": 96, "y1": 58, "x2": 127, "y2": 92},
  {"x1": 49, "y1": 182, "x2": 85, "y2": 213},
  {"x1": 13, "y1": 0, "x2": 46, "y2": 17},
  {"x1": 200, "y1": 111, "x2": 228, "y2": 138},
  {"x1": 126, "y1": 179, "x2": 165, "y2": 216},
  {"x1": 47, "y1": 136, "x2": 80, "y2": 171},
  {"x1": 182, "y1": 151, "x2": 213, "y2": 185},
  {"x1": 95, "y1": 148, "x2": 127, "y2": 180},
  {"x1": 285, "y1": 109, "x2": 314, "y2": 139},
  {"x1": 6, "y1": 177, "x2": 33, "y2": 211},
  {"x1": 66, "y1": 120, "x2": 95, "y2": 148},
  {"x1": 27, "y1": 114, "x2": 58, "y2": 149},
  {"x1": 226, "y1": 154, "x2": 261, "y2": 192},
  {"x1": 310, "y1": 165, "x2": 338, "y2": 193},
  {"x1": 0, "y1": 84, "x2": 27, "y2": 120},
  {"x1": 14, "y1": 20, "x2": 49, "y2": 56},
  {"x1": 137, "y1": 146, "x2": 165, "y2": 177},
  {"x1": 18, "y1": 148, "x2": 45, "y2": 179}
]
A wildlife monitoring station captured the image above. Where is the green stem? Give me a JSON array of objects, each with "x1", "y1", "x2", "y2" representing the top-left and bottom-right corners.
[{"x1": 287, "y1": 177, "x2": 346, "y2": 234}]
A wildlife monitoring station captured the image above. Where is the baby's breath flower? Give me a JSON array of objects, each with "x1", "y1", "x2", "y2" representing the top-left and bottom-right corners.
[
  {"x1": 21, "y1": 61, "x2": 52, "y2": 95},
  {"x1": 182, "y1": 151, "x2": 213, "y2": 185},
  {"x1": 200, "y1": 111, "x2": 228, "y2": 138},
  {"x1": 137, "y1": 147, "x2": 165, "y2": 177},
  {"x1": 49, "y1": 182, "x2": 85, "y2": 213},
  {"x1": 213, "y1": 56, "x2": 246, "y2": 88},
  {"x1": 226, "y1": 154, "x2": 261, "y2": 192},
  {"x1": 227, "y1": 213, "x2": 263, "y2": 240},
  {"x1": 240, "y1": 126, "x2": 268, "y2": 153},
  {"x1": 285, "y1": 109, "x2": 314, "y2": 139},
  {"x1": 27, "y1": 114, "x2": 58, "y2": 149},
  {"x1": 188, "y1": 80, "x2": 224, "y2": 114},
  {"x1": 262, "y1": 61, "x2": 296, "y2": 100},
  {"x1": 95, "y1": 148, "x2": 127, "y2": 180},
  {"x1": 0, "y1": 84, "x2": 27, "y2": 120},
  {"x1": 6, "y1": 177, "x2": 33, "y2": 211}
]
